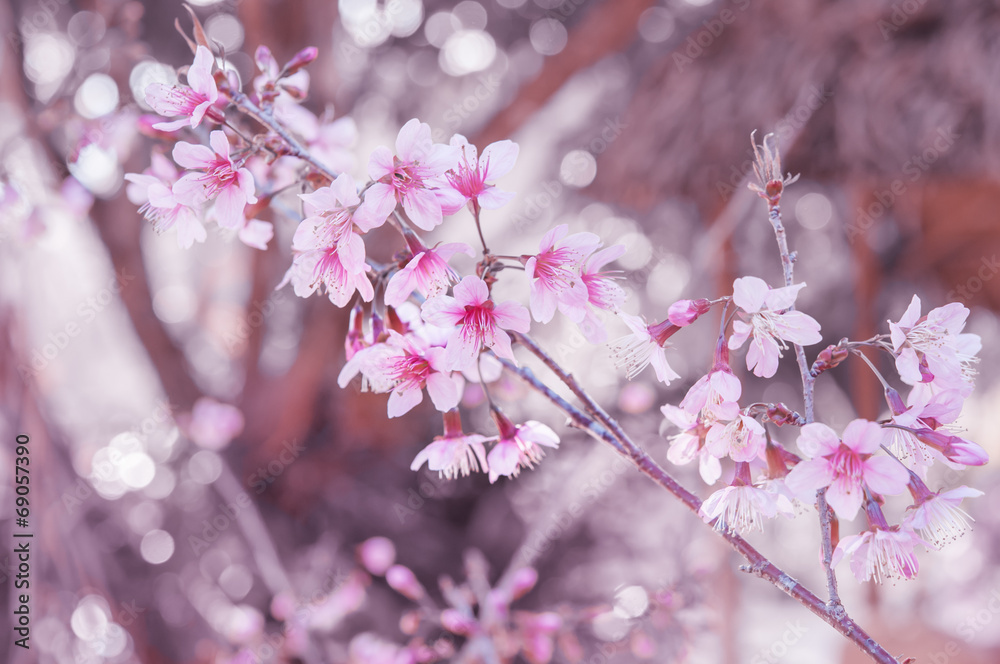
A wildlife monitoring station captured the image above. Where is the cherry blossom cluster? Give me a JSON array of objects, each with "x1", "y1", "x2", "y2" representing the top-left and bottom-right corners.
[{"x1": 130, "y1": 37, "x2": 989, "y2": 596}]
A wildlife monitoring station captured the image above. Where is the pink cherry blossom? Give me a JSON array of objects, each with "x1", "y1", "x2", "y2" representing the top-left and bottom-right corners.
[
  {"x1": 833, "y1": 526, "x2": 922, "y2": 583},
  {"x1": 280, "y1": 243, "x2": 374, "y2": 307},
  {"x1": 420, "y1": 276, "x2": 530, "y2": 370},
  {"x1": 145, "y1": 46, "x2": 223, "y2": 132},
  {"x1": 524, "y1": 224, "x2": 600, "y2": 323},
  {"x1": 661, "y1": 404, "x2": 720, "y2": 485},
  {"x1": 384, "y1": 238, "x2": 474, "y2": 307},
  {"x1": 728, "y1": 276, "x2": 822, "y2": 378},
  {"x1": 296, "y1": 173, "x2": 366, "y2": 269},
  {"x1": 410, "y1": 410, "x2": 492, "y2": 479},
  {"x1": 700, "y1": 483, "x2": 781, "y2": 534},
  {"x1": 609, "y1": 313, "x2": 681, "y2": 385},
  {"x1": 902, "y1": 478, "x2": 982, "y2": 549},
  {"x1": 884, "y1": 387, "x2": 965, "y2": 472},
  {"x1": 705, "y1": 412, "x2": 766, "y2": 463},
  {"x1": 125, "y1": 154, "x2": 206, "y2": 248},
  {"x1": 486, "y1": 414, "x2": 560, "y2": 483},
  {"x1": 576, "y1": 244, "x2": 626, "y2": 343},
  {"x1": 173, "y1": 131, "x2": 258, "y2": 230},
  {"x1": 446, "y1": 134, "x2": 519, "y2": 211},
  {"x1": 680, "y1": 338, "x2": 742, "y2": 422},
  {"x1": 889, "y1": 295, "x2": 981, "y2": 396},
  {"x1": 339, "y1": 331, "x2": 464, "y2": 418},
  {"x1": 356, "y1": 119, "x2": 460, "y2": 231},
  {"x1": 785, "y1": 420, "x2": 909, "y2": 520}
]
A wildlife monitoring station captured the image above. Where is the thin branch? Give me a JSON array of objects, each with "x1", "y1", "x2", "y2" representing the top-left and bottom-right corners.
[{"x1": 495, "y1": 349, "x2": 899, "y2": 664}]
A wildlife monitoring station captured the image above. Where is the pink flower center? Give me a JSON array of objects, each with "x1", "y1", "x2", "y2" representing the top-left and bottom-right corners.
[
  {"x1": 447, "y1": 154, "x2": 487, "y2": 199},
  {"x1": 534, "y1": 247, "x2": 579, "y2": 290},
  {"x1": 386, "y1": 158, "x2": 423, "y2": 195},
  {"x1": 389, "y1": 353, "x2": 430, "y2": 390},
  {"x1": 461, "y1": 300, "x2": 496, "y2": 345},
  {"x1": 829, "y1": 444, "x2": 864, "y2": 479},
  {"x1": 203, "y1": 158, "x2": 239, "y2": 198}
]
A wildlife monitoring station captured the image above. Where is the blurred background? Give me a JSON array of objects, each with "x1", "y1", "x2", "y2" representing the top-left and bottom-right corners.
[{"x1": 2, "y1": 0, "x2": 1000, "y2": 662}]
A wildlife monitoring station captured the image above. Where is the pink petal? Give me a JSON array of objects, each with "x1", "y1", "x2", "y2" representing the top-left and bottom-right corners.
[
  {"x1": 493, "y1": 301, "x2": 531, "y2": 333},
  {"x1": 402, "y1": 188, "x2": 444, "y2": 231},
  {"x1": 368, "y1": 145, "x2": 396, "y2": 181},
  {"x1": 421, "y1": 296, "x2": 465, "y2": 328},
  {"x1": 490, "y1": 329, "x2": 516, "y2": 363},
  {"x1": 487, "y1": 440, "x2": 520, "y2": 483},
  {"x1": 172, "y1": 141, "x2": 215, "y2": 169},
  {"x1": 355, "y1": 182, "x2": 396, "y2": 231},
  {"x1": 732, "y1": 276, "x2": 769, "y2": 313},
  {"x1": 796, "y1": 422, "x2": 841, "y2": 457},
  {"x1": 209, "y1": 130, "x2": 231, "y2": 160},
  {"x1": 480, "y1": 140, "x2": 519, "y2": 180},
  {"x1": 826, "y1": 476, "x2": 864, "y2": 520},
  {"x1": 387, "y1": 386, "x2": 423, "y2": 418},
  {"x1": 395, "y1": 118, "x2": 429, "y2": 162},
  {"x1": 477, "y1": 187, "x2": 515, "y2": 209},
  {"x1": 842, "y1": 419, "x2": 883, "y2": 454},
  {"x1": 214, "y1": 185, "x2": 246, "y2": 229},
  {"x1": 188, "y1": 46, "x2": 217, "y2": 96},
  {"x1": 426, "y1": 372, "x2": 461, "y2": 412},
  {"x1": 453, "y1": 276, "x2": 489, "y2": 306},
  {"x1": 862, "y1": 456, "x2": 909, "y2": 496},
  {"x1": 763, "y1": 282, "x2": 805, "y2": 311},
  {"x1": 785, "y1": 458, "x2": 836, "y2": 495},
  {"x1": 238, "y1": 219, "x2": 273, "y2": 250},
  {"x1": 384, "y1": 265, "x2": 418, "y2": 307}
]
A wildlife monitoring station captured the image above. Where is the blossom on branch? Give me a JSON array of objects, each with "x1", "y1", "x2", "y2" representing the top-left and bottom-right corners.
[
  {"x1": 146, "y1": 45, "x2": 224, "y2": 132},
  {"x1": 728, "y1": 276, "x2": 822, "y2": 378},
  {"x1": 421, "y1": 276, "x2": 530, "y2": 371},
  {"x1": 524, "y1": 224, "x2": 601, "y2": 324}
]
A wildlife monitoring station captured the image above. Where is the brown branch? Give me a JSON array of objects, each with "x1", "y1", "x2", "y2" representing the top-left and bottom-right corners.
[{"x1": 474, "y1": 0, "x2": 656, "y2": 146}]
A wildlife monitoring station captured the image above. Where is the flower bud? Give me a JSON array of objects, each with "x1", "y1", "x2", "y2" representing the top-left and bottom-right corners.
[
  {"x1": 667, "y1": 298, "x2": 711, "y2": 326},
  {"x1": 282, "y1": 46, "x2": 319, "y2": 76},
  {"x1": 357, "y1": 536, "x2": 396, "y2": 576},
  {"x1": 510, "y1": 566, "x2": 538, "y2": 600},
  {"x1": 385, "y1": 565, "x2": 426, "y2": 601},
  {"x1": 440, "y1": 608, "x2": 477, "y2": 636}
]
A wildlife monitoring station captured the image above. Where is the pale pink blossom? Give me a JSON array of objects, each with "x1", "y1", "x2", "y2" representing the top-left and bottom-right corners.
[
  {"x1": 280, "y1": 244, "x2": 374, "y2": 307},
  {"x1": 884, "y1": 387, "x2": 965, "y2": 472},
  {"x1": 275, "y1": 103, "x2": 358, "y2": 175},
  {"x1": 487, "y1": 414, "x2": 560, "y2": 483},
  {"x1": 700, "y1": 483, "x2": 780, "y2": 534},
  {"x1": 576, "y1": 244, "x2": 626, "y2": 343},
  {"x1": 609, "y1": 313, "x2": 681, "y2": 385},
  {"x1": 173, "y1": 131, "x2": 258, "y2": 230},
  {"x1": 339, "y1": 331, "x2": 463, "y2": 418},
  {"x1": 384, "y1": 238, "x2": 474, "y2": 307},
  {"x1": 785, "y1": 420, "x2": 909, "y2": 520},
  {"x1": 145, "y1": 46, "x2": 223, "y2": 132},
  {"x1": 357, "y1": 537, "x2": 396, "y2": 576},
  {"x1": 889, "y1": 295, "x2": 980, "y2": 396},
  {"x1": 902, "y1": 479, "x2": 982, "y2": 549},
  {"x1": 421, "y1": 276, "x2": 530, "y2": 370},
  {"x1": 356, "y1": 119, "x2": 460, "y2": 231},
  {"x1": 705, "y1": 412, "x2": 766, "y2": 463},
  {"x1": 411, "y1": 410, "x2": 492, "y2": 479},
  {"x1": 446, "y1": 134, "x2": 518, "y2": 211},
  {"x1": 661, "y1": 404, "x2": 720, "y2": 485},
  {"x1": 524, "y1": 224, "x2": 600, "y2": 323},
  {"x1": 680, "y1": 338, "x2": 742, "y2": 422},
  {"x1": 728, "y1": 276, "x2": 822, "y2": 378},
  {"x1": 125, "y1": 154, "x2": 206, "y2": 248},
  {"x1": 296, "y1": 173, "x2": 366, "y2": 269},
  {"x1": 252, "y1": 45, "x2": 312, "y2": 102},
  {"x1": 833, "y1": 527, "x2": 922, "y2": 584}
]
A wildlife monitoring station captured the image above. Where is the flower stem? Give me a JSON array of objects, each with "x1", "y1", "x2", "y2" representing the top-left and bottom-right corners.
[
  {"x1": 766, "y1": 199, "x2": 844, "y2": 613},
  {"x1": 229, "y1": 90, "x2": 339, "y2": 183}
]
